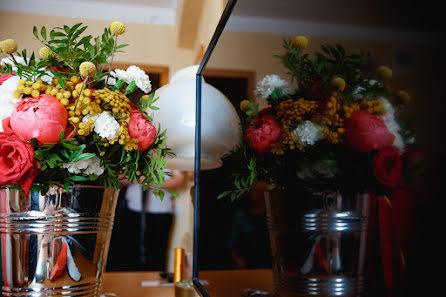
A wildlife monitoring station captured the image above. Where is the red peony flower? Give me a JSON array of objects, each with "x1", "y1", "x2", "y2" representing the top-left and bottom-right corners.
[
  {"x1": 128, "y1": 107, "x2": 157, "y2": 151},
  {"x1": 9, "y1": 94, "x2": 68, "y2": 145},
  {"x1": 0, "y1": 132, "x2": 39, "y2": 194},
  {"x1": 0, "y1": 73, "x2": 13, "y2": 86},
  {"x1": 245, "y1": 114, "x2": 282, "y2": 154},
  {"x1": 373, "y1": 145, "x2": 403, "y2": 188},
  {"x1": 344, "y1": 110, "x2": 395, "y2": 153}
]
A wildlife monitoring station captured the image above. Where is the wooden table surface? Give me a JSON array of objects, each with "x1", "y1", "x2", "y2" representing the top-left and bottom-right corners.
[{"x1": 101, "y1": 269, "x2": 274, "y2": 297}]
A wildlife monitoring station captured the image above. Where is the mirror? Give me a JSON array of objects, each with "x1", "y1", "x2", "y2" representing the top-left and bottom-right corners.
[{"x1": 198, "y1": 0, "x2": 442, "y2": 273}]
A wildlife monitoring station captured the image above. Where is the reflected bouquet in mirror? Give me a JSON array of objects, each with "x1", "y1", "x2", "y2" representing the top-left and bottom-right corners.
[
  {"x1": 0, "y1": 21, "x2": 173, "y2": 195},
  {"x1": 219, "y1": 35, "x2": 419, "y2": 200}
]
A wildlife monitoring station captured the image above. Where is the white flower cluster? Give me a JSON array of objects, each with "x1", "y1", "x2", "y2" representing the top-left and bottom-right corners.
[
  {"x1": 110, "y1": 65, "x2": 152, "y2": 93},
  {"x1": 0, "y1": 76, "x2": 21, "y2": 132},
  {"x1": 292, "y1": 120, "x2": 325, "y2": 146},
  {"x1": 255, "y1": 74, "x2": 294, "y2": 98},
  {"x1": 351, "y1": 79, "x2": 381, "y2": 100},
  {"x1": 0, "y1": 56, "x2": 26, "y2": 71},
  {"x1": 82, "y1": 111, "x2": 120, "y2": 140},
  {"x1": 62, "y1": 156, "x2": 104, "y2": 176},
  {"x1": 379, "y1": 97, "x2": 405, "y2": 152},
  {"x1": 297, "y1": 160, "x2": 339, "y2": 179},
  {"x1": 1, "y1": 56, "x2": 54, "y2": 85}
]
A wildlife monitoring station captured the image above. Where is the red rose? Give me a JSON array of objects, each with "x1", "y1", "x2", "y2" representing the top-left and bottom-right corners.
[
  {"x1": 344, "y1": 110, "x2": 395, "y2": 153},
  {"x1": 373, "y1": 146, "x2": 403, "y2": 188},
  {"x1": 0, "y1": 132, "x2": 39, "y2": 194},
  {"x1": 0, "y1": 73, "x2": 13, "y2": 86},
  {"x1": 245, "y1": 114, "x2": 282, "y2": 153},
  {"x1": 128, "y1": 107, "x2": 157, "y2": 151}
]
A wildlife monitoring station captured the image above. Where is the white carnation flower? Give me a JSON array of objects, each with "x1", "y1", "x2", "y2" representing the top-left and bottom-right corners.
[
  {"x1": 292, "y1": 120, "x2": 325, "y2": 146},
  {"x1": 111, "y1": 66, "x2": 152, "y2": 93},
  {"x1": 63, "y1": 156, "x2": 104, "y2": 176},
  {"x1": 126, "y1": 65, "x2": 152, "y2": 93},
  {"x1": 82, "y1": 113, "x2": 100, "y2": 126},
  {"x1": 255, "y1": 74, "x2": 294, "y2": 98},
  {"x1": 379, "y1": 97, "x2": 404, "y2": 152},
  {"x1": 111, "y1": 69, "x2": 128, "y2": 82},
  {"x1": 352, "y1": 85, "x2": 366, "y2": 100},
  {"x1": 107, "y1": 76, "x2": 116, "y2": 86},
  {"x1": 368, "y1": 79, "x2": 379, "y2": 86},
  {"x1": 83, "y1": 111, "x2": 120, "y2": 140},
  {"x1": 38, "y1": 67, "x2": 55, "y2": 85},
  {"x1": 0, "y1": 76, "x2": 21, "y2": 132}
]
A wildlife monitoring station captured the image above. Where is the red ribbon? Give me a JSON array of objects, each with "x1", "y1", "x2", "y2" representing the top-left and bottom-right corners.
[
  {"x1": 50, "y1": 242, "x2": 68, "y2": 281},
  {"x1": 368, "y1": 188, "x2": 410, "y2": 297}
]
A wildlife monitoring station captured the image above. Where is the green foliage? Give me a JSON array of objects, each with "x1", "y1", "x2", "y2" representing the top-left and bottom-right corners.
[
  {"x1": 137, "y1": 93, "x2": 160, "y2": 121},
  {"x1": 219, "y1": 38, "x2": 410, "y2": 201},
  {"x1": 1, "y1": 23, "x2": 128, "y2": 87},
  {"x1": 0, "y1": 23, "x2": 174, "y2": 197}
]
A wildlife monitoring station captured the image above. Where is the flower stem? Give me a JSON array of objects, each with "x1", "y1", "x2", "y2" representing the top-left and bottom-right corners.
[{"x1": 105, "y1": 35, "x2": 118, "y2": 86}]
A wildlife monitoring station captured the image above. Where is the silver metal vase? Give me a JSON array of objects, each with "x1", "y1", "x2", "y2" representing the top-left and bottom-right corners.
[
  {"x1": 0, "y1": 185, "x2": 120, "y2": 297},
  {"x1": 264, "y1": 188, "x2": 370, "y2": 297}
]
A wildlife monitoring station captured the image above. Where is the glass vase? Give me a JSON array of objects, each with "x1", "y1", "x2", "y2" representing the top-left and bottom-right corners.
[{"x1": 0, "y1": 185, "x2": 119, "y2": 297}]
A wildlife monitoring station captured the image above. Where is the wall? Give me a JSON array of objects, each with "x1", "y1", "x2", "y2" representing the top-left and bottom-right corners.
[{"x1": 0, "y1": 10, "x2": 196, "y2": 77}]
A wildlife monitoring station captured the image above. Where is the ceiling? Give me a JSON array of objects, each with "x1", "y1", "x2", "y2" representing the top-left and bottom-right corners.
[
  {"x1": 0, "y1": 0, "x2": 442, "y2": 42},
  {"x1": 231, "y1": 0, "x2": 442, "y2": 33}
]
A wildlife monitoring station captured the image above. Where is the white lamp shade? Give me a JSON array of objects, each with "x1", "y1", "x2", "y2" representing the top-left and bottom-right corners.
[{"x1": 151, "y1": 65, "x2": 240, "y2": 171}]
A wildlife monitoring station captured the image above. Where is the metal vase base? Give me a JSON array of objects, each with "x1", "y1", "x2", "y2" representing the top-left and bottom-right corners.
[
  {"x1": 265, "y1": 188, "x2": 370, "y2": 297},
  {"x1": 0, "y1": 186, "x2": 120, "y2": 297}
]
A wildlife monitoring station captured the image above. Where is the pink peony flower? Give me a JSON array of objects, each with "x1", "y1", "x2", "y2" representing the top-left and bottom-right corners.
[
  {"x1": 128, "y1": 107, "x2": 156, "y2": 151},
  {"x1": 0, "y1": 132, "x2": 39, "y2": 194},
  {"x1": 0, "y1": 73, "x2": 13, "y2": 86},
  {"x1": 245, "y1": 114, "x2": 282, "y2": 154},
  {"x1": 344, "y1": 110, "x2": 395, "y2": 153},
  {"x1": 9, "y1": 94, "x2": 68, "y2": 145}
]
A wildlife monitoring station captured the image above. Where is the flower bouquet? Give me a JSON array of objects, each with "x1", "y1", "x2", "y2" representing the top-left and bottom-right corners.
[
  {"x1": 0, "y1": 21, "x2": 174, "y2": 197},
  {"x1": 0, "y1": 21, "x2": 175, "y2": 293},
  {"x1": 219, "y1": 36, "x2": 419, "y2": 297},
  {"x1": 219, "y1": 36, "x2": 416, "y2": 200}
]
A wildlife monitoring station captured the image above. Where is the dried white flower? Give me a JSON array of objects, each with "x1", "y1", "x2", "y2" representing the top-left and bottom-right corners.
[
  {"x1": 292, "y1": 120, "x2": 325, "y2": 146},
  {"x1": 379, "y1": 97, "x2": 404, "y2": 152},
  {"x1": 0, "y1": 76, "x2": 21, "y2": 131},
  {"x1": 83, "y1": 111, "x2": 120, "y2": 140},
  {"x1": 62, "y1": 156, "x2": 104, "y2": 176},
  {"x1": 255, "y1": 74, "x2": 294, "y2": 98}
]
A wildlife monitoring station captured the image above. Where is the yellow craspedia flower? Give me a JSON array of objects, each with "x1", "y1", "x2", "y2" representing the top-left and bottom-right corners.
[
  {"x1": 110, "y1": 21, "x2": 126, "y2": 36},
  {"x1": 39, "y1": 47, "x2": 55, "y2": 59},
  {"x1": 395, "y1": 90, "x2": 411, "y2": 105},
  {"x1": 376, "y1": 65, "x2": 392, "y2": 80},
  {"x1": 79, "y1": 61, "x2": 96, "y2": 78},
  {"x1": 0, "y1": 39, "x2": 18, "y2": 54},
  {"x1": 293, "y1": 35, "x2": 309, "y2": 49},
  {"x1": 239, "y1": 100, "x2": 250, "y2": 112},
  {"x1": 330, "y1": 76, "x2": 346, "y2": 91}
]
